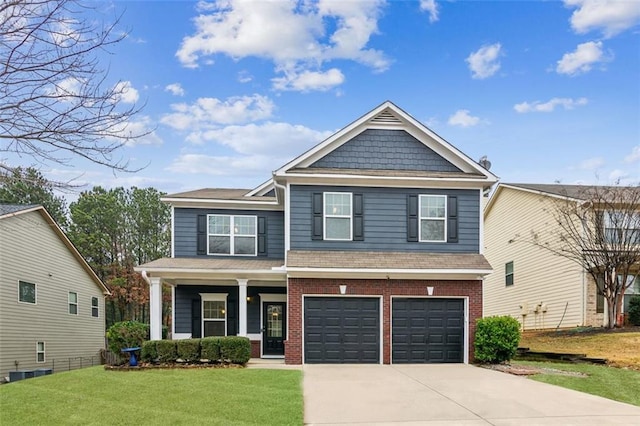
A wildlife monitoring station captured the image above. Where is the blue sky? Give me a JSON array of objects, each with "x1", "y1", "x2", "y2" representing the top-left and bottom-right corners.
[{"x1": 14, "y1": 0, "x2": 640, "y2": 194}]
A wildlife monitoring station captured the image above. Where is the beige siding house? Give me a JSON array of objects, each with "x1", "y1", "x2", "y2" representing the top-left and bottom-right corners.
[
  {"x1": 0, "y1": 205, "x2": 110, "y2": 380},
  {"x1": 483, "y1": 184, "x2": 606, "y2": 330}
]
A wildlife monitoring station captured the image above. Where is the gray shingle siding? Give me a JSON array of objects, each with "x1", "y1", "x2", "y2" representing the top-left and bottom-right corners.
[
  {"x1": 174, "y1": 208, "x2": 284, "y2": 259},
  {"x1": 290, "y1": 185, "x2": 480, "y2": 253},
  {"x1": 310, "y1": 129, "x2": 462, "y2": 172}
]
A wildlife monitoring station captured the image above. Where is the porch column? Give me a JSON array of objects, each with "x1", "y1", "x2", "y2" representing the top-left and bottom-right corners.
[
  {"x1": 237, "y1": 279, "x2": 248, "y2": 336},
  {"x1": 149, "y1": 277, "x2": 163, "y2": 340}
]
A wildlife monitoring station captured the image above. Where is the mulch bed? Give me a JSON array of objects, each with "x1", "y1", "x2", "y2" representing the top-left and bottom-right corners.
[
  {"x1": 105, "y1": 362, "x2": 245, "y2": 371},
  {"x1": 482, "y1": 363, "x2": 587, "y2": 377}
]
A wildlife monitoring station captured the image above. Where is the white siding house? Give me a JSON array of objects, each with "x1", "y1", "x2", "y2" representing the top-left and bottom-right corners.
[{"x1": 0, "y1": 205, "x2": 110, "y2": 380}]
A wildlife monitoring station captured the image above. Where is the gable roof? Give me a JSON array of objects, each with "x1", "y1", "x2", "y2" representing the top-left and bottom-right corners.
[
  {"x1": 273, "y1": 101, "x2": 498, "y2": 188},
  {"x1": 0, "y1": 204, "x2": 110, "y2": 295},
  {"x1": 162, "y1": 187, "x2": 281, "y2": 210}
]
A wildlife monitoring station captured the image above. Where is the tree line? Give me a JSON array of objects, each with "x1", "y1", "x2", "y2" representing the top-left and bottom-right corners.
[{"x1": 0, "y1": 167, "x2": 171, "y2": 329}]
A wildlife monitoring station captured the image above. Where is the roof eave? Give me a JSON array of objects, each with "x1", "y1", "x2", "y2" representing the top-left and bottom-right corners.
[{"x1": 285, "y1": 267, "x2": 492, "y2": 280}]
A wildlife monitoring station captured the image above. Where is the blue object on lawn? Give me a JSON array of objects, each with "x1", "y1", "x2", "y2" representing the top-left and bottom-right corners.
[{"x1": 121, "y1": 347, "x2": 141, "y2": 367}]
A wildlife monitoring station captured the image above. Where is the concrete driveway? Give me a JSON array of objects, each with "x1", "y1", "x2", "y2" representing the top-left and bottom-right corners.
[{"x1": 303, "y1": 364, "x2": 640, "y2": 425}]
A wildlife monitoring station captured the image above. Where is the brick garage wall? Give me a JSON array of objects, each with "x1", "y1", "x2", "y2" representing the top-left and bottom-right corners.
[
  {"x1": 285, "y1": 278, "x2": 482, "y2": 364},
  {"x1": 250, "y1": 341, "x2": 261, "y2": 358}
]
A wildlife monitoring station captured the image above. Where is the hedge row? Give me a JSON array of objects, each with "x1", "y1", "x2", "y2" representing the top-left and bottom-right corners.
[{"x1": 140, "y1": 336, "x2": 251, "y2": 365}]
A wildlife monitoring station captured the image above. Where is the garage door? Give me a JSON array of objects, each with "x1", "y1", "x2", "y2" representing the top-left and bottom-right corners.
[
  {"x1": 392, "y1": 298, "x2": 464, "y2": 363},
  {"x1": 304, "y1": 297, "x2": 380, "y2": 363}
]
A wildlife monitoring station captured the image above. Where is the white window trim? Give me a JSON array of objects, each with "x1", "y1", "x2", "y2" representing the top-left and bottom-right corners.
[
  {"x1": 36, "y1": 341, "x2": 45, "y2": 363},
  {"x1": 91, "y1": 297, "x2": 99, "y2": 318},
  {"x1": 200, "y1": 293, "x2": 228, "y2": 337},
  {"x1": 68, "y1": 292, "x2": 78, "y2": 315},
  {"x1": 505, "y1": 261, "x2": 514, "y2": 286},
  {"x1": 419, "y1": 194, "x2": 447, "y2": 243},
  {"x1": 323, "y1": 192, "x2": 353, "y2": 241},
  {"x1": 207, "y1": 215, "x2": 258, "y2": 256},
  {"x1": 18, "y1": 281, "x2": 37, "y2": 305},
  {"x1": 604, "y1": 210, "x2": 640, "y2": 244}
]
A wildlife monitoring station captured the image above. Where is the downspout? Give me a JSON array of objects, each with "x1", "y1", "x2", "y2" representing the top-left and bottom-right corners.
[{"x1": 272, "y1": 174, "x2": 290, "y2": 350}]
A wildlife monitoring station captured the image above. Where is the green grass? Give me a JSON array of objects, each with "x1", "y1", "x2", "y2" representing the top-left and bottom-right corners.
[
  {"x1": 514, "y1": 361, "x2": 640, "y2": 407},
  {"x1": 0, "y1": 366, "x2": 303, "y2": 425}
]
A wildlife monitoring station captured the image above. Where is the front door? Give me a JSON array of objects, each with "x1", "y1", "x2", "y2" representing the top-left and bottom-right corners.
[{"x1": 263, "y1": 302, "x2": 286, "y2": 356}]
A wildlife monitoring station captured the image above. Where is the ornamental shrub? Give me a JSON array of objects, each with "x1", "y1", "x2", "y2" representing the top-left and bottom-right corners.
[
  {"x1": 475, "y1": 316, "x2": 521, "y2": 364},
  {"x1": 156, "y1": 340, "x2": 178, "y2": 363},
  {"x1": 141, "y1": 340, "x2": 159, "y2": 363},
  {"x1": 106, "y1": 321, "x2": 149, "y2": 354},
  {"x1": 177, "y1": 339, "x2": 201, "y2": 362},
  {"x1": 628, "y1": 295, "x2": 640, "y2": 326},
  {"x1": 201, "y1": 337, "x2": 221, "y2": 361},
  {"x1": 219, "y1": 336, "x2": 251, "y2": 364}
]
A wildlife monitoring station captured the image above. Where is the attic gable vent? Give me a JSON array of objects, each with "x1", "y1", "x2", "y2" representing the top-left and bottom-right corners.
[{"x1": 369, "y1": 109, "x2": 402, "y2": 125}]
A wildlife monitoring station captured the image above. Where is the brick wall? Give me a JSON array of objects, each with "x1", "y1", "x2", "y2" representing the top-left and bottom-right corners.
[
  {"x1": 250, "y1": 340, "x2": 261, "y2": 358},
  {"x1": 285, "y1": 278, "x2": 482, "y2": 364}
]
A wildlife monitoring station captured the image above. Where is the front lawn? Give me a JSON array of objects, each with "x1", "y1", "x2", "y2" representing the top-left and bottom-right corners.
[
  {"x1": 514, "y1": 360, "x2": 640, "y2": 407},
  {"x1": 1, "y1": 366, "x2": 303, "y2": 425}
]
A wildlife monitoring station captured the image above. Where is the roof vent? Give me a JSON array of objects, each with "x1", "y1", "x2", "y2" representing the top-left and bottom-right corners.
[{"x1": 369, "y1": 109, "x2": 402, "y2": 125}]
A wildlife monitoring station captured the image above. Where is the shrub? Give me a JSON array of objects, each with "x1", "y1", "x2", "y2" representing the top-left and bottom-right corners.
[
  {"x1": 201, "y1": 337, "x2": 221, "y2": 361},
  {"x1": 475, "y1": 315, "x2": 521, "y2": 364},
  {"x1": 141, "y1": 340, "x2": 159, "y2": 363},
  {"x1": 628, "y1": 295, "x2": 640, "y2": 326},
  {"x1": 219, "y1": 336, "x2": 251, "y2": 364},
  {"x1": 106, "y1": 321, "x2": 148, "y2": 354},
  {"x1": 156, "y1": 340, "x2": 177, "y2": 363},
  {"x1": 177, "y1": 339, "x2": 201, "y2": 362}
]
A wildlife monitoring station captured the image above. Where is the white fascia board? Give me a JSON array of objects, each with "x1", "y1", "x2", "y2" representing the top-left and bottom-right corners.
[
  {"x1": 285, "y1": 267, "x2": 493, "y2": 280},
  {"x1": 0, "y1": 205, "x2": 43, "y2": 220},
  {"x1": 246, "y1": 178, "x2": 275, "y2": 197},
  {"x1": 278, "y1": 173, "x2": 493, "y2": 189},
  {"x1": 484, "y1": 183, "x2": 579, "y2": 217},
  {"x1": 133, "y1": 267, "x2": 287, "y2": 281},
  {"x1": 162, "y1": 198, "x2": 283, "y2": 211}
]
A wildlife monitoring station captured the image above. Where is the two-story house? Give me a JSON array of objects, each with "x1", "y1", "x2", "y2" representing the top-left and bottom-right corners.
[{"x1": 136, "y1": 102, "x2": 498, "y2": 364}]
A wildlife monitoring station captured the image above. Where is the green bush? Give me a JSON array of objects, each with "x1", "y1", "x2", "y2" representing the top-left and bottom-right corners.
[
  {"x1": 156, "y1": 340, "x2": 177, "y2": 363},
  {"x1": 177, "y1": 339, "x2": 201, "y2": 362},
  {"x1": 628, "y1": 295, "x2": 640, "y2": 326},
  {"x1": 106, "y1": 321, "x2": 149, "y2": 354},
  {"x1": 201, "y1": 337, "x2": 221, "y2": 361},
  {"x1": 475, "y1": 315, "x2": 521, "y2": 364},
  {"x1": 219, "y1": 336, "x2": 251, "y2": 364},
  {"x1": 140, "y1": 340, "x2": 159, "y2": 363}
]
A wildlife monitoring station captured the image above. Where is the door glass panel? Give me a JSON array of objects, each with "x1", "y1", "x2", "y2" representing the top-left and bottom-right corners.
[{"x1": 267, "y1": 305, "x2": 283, "y2": 338}]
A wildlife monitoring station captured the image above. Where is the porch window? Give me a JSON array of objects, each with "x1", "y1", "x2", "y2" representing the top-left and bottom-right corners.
[
  {"x1": 208, "y1": 215, "x2": 257, "y2": 256},
  {"x1": 324, "y1": 192, "x2": 352, "y2": 240},
  {"x1": 419, "y1": 195, "x2": 446, "y2": 242},
  {"x1": 603, "y1": 211, "x2": 640, "y2": 245},
  {"x1": 201, "y1": 294, "x2": 227, "y2": 337}
]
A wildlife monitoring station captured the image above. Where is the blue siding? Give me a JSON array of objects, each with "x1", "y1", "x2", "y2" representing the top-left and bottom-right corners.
[
  {"x1": 174, "y1": 208, "x2": 284, "y2": 258},
  {"x1": 290, "y1": 185, "x2": 480, "y2": 253},
  {"x1": 310, "y1": 129, "x2": 461, "y2": 172},
  {"x1": 175, "y1": 285, "x2": 286, "y2": 335}
]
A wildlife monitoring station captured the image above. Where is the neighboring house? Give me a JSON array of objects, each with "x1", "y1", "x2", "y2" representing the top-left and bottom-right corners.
[
  {"x1": 0, "y1": 204, "x2": 110, "y2": 380},
  {"x1": 135, "y1": 101, "x2": 498, "y2": 364},
  {"x1": 483, "y1": 183, "x2": 640, "y2": 330}
]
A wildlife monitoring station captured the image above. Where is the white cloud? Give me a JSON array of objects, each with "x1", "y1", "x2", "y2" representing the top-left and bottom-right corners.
[
  {"x1": 161, "y1": 94, "x2": 275, "y2": 130},
  {"x1": 447, "y1": 109, "x2": 481, "y2": 127},
  {"x1": 514, "y1": 97, "x2": 588, "y2": 113},
  {"x1": 113, "y1": 81, "x2": 139, "y2": 104},
  {"x1": 272, "y1": 68, "x2": 345, "y2": 92},
  {"x1": 238, "y1": 71, "x2": 253, "y2": 83},
  {"x1": 556, "y1": 41, "x2": 608, "y2": 75},
  {"x1": 624, "y1": 146, "x2": 640, "y2": 163},
  {"x1": 565, "y1": 0, "x2": 640, "y2": 38},
  {"x1": 420, "y1": 0, "x2": 439, "y2": 23},
  {"x1": 578, "y1": 157, "x2": 605, "y2": 170},
  {"x1": 165, "y1": 83, "x2": 185, "y2": 96},
  {"x1": 608, "y1": 168, "x2": 629, "y2": 182},
  {"x1": 167, "y1": 154, "x2": 282, "y2": 178},
  {"x1": 176, "y1": 0, "x2": 388, "y2": 91},
  {"x1": 466, "y1": 43, "x2": 502, "y2": 79},
  {"x1": 121, "y1": 116, "x2": 163, "y2": 147}
]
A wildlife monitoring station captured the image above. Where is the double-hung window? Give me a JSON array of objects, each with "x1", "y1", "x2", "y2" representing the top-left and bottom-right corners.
[
  {"x1": 505, "y1": 261, "x2": 514, "y2": 286},
  {"x1": 603, "y1": 211, "x2": 640, "y2": 245},
  {"x1": 68, "y1": 292, "x2": 78, "y2": 315},
  {"x1": 36, "y1": 342, "x2": 45, "y2": 363},
  {"x1": 19, "y1": 281, "x2": 36, "y2": 304},
  {"x1": 419, "y1": 195, "x2": 446, "y2": 242},
  {"x1": 201, "y1": 294, "x2": 227, "y2": 337},
  {"x1": 91, "y1": 297, "x2": 99, "y2": 317},
  {"x1": 324, "y1": 192, "x2": 352, "y2": 240},
  {"x1": 208, "y1": 215, "x2": 257, "y2": 256}
]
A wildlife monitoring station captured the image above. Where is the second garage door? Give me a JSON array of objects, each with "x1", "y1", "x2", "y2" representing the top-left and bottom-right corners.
[
  {"x1": 392, "y1": 298, "x2": 465, "y2": 363},
  {"x1": 304, "y1": 297, "x2": 380, "y2": 363}
]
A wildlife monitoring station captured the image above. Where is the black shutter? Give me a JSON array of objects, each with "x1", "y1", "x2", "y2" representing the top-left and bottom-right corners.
[
  {"x1": 257, "y1": 216, "x2": 267, "y2": 256},
  {"x1": 312, "y1": 193, "x2": 323, "y2": 240},
  {"x1": 191, "y1": 299, "x2": 201, "y2": 338},
  {"x1": 447, "y1": 196, "x2": 458, "y2": 243},
  {"x1": 353, "y1": 193, "x2": 364, "y2": 241},
  {"x1": 407, "y1": 194, "x2": 419, "y2": 242},
  {"x1": 197, "y1": 215, "x2": 207, "y2": 255}
]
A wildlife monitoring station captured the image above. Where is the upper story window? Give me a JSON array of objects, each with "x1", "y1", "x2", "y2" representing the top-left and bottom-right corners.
[
  {"x1": 208, "y1": 215, "x2": 257, "y2": 256},
  {"x1": 603, "y1": 211, "x2": 640, "y2": 245},
  {"x1": 92, "y1": 297, "x2": 99, "y2": 317},
  {"x1": 68, "y1": 292, "x2": 78, "y2": 315},
  {"x1": 419, "y1": 195, "x2": 446, "y2": 242},
  {"x1": 324, "y1": 192, "x2": 352, "y2": 240},
  {"x1": 19, "y1": 281, "x2": 36, "y2": 304},
  {"x1": 505, "y1": 261, "x2": 514, "y2": 286}
]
